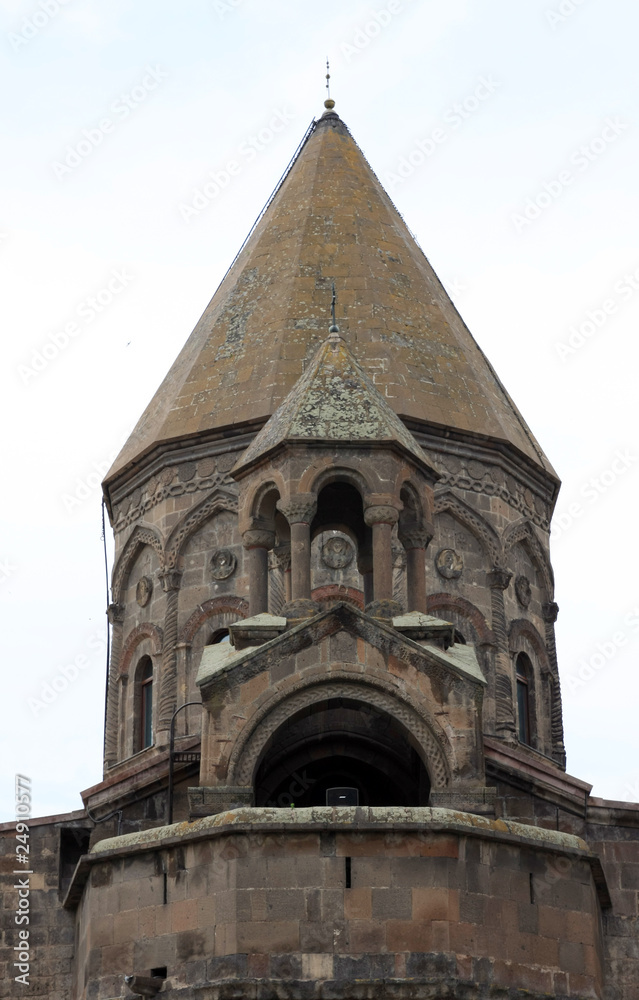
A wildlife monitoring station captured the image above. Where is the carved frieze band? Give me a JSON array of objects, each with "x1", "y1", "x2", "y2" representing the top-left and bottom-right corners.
[
  {"x1": 112, "y1": 467, "x2": 238, "y2": 532},
  {"x1": 433, "y1": 455, "x2": 551, "y2": 530}
]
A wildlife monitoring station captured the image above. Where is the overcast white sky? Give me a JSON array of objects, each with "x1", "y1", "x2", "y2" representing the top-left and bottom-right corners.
[{"x1": 1, "y1": 0, "x2": 638, "y2": 821}]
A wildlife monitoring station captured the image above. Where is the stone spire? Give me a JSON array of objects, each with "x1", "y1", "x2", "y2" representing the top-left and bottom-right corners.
[{"x1": 105, "y1": 109, "x2": 557, "y2": 489}]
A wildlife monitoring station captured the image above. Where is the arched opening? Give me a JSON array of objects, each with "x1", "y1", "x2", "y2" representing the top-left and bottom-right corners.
[
  {"x1": 135, "y1": 655, "x2": 154, "y2": 751},
  {"x1": 311, "y1": 482, "x2": 370, "y2": 603},
  {"x1": 516, "y1": 652, "x2": 534, "y2": 746},
  {"x1": 254, "y1": 697, "x2": 430, "y2": 807},
  {"x1": 207, "y1": 628, "x2": 230, "y2": 645}
]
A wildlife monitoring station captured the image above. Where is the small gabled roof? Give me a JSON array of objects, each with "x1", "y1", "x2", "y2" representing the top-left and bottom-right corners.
[{"x1": 233, "y1": 332, "x2": 435, "y2": 474}]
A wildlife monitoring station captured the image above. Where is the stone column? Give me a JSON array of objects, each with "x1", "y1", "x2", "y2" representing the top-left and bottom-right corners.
[
  {"x1": 274, "y1": 544, "x2": 292, "y2": 605},
  {"x1": 543, "y1": 601, "x2": 566, "y2": 767},
  {"x1": 157, "y1": 569, "x2": 183, "y2": 743},
  {"x1": 364, "y1": 505, "x2": 400, "y2": 602},
  {"x1": 277, "y1": 496, "x2": 317, "y2": 601},
  {"x1": 487, "y1": 568, "x2": 516, "y2": 740},
  {"x1": 242, "y1": 529, "x2": 275, "y2": 615},
  {"x1": 398, "y1": 526, "x2": 432, "y2": 613},
  {"x1": 357, "y1": 548, "x2": 374, "y2": 608},
  {"x1": 104, "y1": 602, "x2": 125, "y2": 770}
]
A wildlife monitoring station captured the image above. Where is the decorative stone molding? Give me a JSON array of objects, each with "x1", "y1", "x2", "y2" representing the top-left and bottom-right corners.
[
  {"x1": 111, "y1": 467, "x2": 238, "y2": 532},
  {"x1": 487, "y1": 569, "x2": 513, "y2": 592},
  {"x1": 542, "y1": 601, "x2": 560, "y2": 624},
  {"x1": 112, "y1": 525, "x2": 164, "y2": 603},
  {"x1": 242, "y1": 529, "x2": 275, "y2": 550},
  {"x1": 426, "y1": 593, "x2": 496, "y2": 648},
  {"x1": 164, "y1": 489, "x2": 238, "y2": 570},
  {"x1": 503, "y1": 519, "x2": 554, "y2": 600},
  {"x1": 178, "y1": 597, "x2": 249, "y2": 645},
  {"x1": 432, "y1": 454, "x2": 551, "y2": 530},
  {"x1": 276, "y1": 495, "x2": 317, "y2": 524},
  {"x1": 366, "y1": 598, "x2": 404, "y2": 621},
  {"x1": 364, "y1": 504, "x2": 399, "y2": 526},
  {"x1": 434, "y1": 491, "x2": 502, "y2": 566},
  {"x1": 119, "y1": 622, "x2": 164, "y2": 676},
  {"x1": 107, "y1": 602, "x2": 125, "y2": 625},
  {"x1": 160, "y1": 569, "x2": 183, "y2": 593},
  {"x1": 280, "y1": 598, "x2": 321, "y2": 621}
]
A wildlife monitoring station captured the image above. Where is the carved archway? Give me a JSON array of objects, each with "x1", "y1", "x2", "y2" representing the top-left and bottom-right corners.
[
  {"x1": 179, "y1": 597, "x2": 249, "y2": 645},
  {"x1": 427, "y1": 592, "x2": 495, "y2": 647},
  {"x1": 229, "y1": 678, "x2": 452, "y2": 791},
  {"x1": 503, "y1": 519, "x2": 553, "y2": 600},
  {"x1": 164, "y1": 489, "x2": 238, "y2": 570},
  {"x1": 119, "y1": 622, "x2": 164, "y2": 677},
  {"x1": 433, "y1": 490, "x2": 502, "y2": 566},
  {"x1": 112, "y1": 524, "x2": 164, "y2": 603}
]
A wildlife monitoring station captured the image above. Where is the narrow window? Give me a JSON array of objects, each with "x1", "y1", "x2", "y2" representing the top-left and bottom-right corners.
[
  {"x1": 140, "y1": 658, "x2": 153, "y2": 750},
  {"x1": 516, "y1": 653, "x2": 532, "y2": 746}
]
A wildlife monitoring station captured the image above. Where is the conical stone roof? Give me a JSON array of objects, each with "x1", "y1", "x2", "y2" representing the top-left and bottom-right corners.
[
  {"x1": 105, "y1": 110, "x2": 556, "y2": 485},
  {"x1": 234, "y1": 331, "x2": 435, "y2": 474}
]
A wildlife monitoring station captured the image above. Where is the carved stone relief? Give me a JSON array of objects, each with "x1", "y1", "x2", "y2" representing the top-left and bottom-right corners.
[{"x1": 435, "y1": 548, "x2": 463, "y2": 580}]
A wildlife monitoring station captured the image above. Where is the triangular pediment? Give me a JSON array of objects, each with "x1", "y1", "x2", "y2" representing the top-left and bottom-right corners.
[{"x1": 196, "y1": 602, "x2": 485, "y2": 695}]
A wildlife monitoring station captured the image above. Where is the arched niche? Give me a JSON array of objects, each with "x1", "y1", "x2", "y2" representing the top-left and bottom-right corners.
[{"x1": 253, "y1": 696, "x2": 431, "y2": 807}]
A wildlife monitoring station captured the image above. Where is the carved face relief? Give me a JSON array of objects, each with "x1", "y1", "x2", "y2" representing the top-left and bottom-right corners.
[
  {"x1": 210, "y1": 548, "x2": 237, "y2": 581},
  {"x1": 435, "y1": 548, "x2": 463, "y2": 580},
  {"x1": 321, "y1": 535, "x2": 355, "y2": 570},
  {"x1": 136, "y1": 576, "x2": 153, "y2": 607},
  {"x1": 515, "y1": 575, "x2": 532, "y2": 608}
]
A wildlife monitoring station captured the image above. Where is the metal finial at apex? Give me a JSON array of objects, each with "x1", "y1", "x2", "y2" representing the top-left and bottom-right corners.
[
  {"x1": 324, "y1": 58, "x2": 335, "y2": 111},
  {"x1": 328, "y1": 282, "x2": 340, "y2": 337}
]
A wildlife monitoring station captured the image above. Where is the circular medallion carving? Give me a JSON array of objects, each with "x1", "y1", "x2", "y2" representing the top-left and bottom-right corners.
[
  {"x1": 515, "y1": 575, "x2": 532, "y2": 608},
  {"x1": 210, "y1": 548, "x2": 237, "y2": 580},
  {"x1": 321, "y1": 535, "x2": 354, "y2": 569},
  {"x1": 435, "y1": 548, "x2": 463, "y2": 580},
  {"x1": 136, "y1": 576, "x2": 153, "y2": 607}
]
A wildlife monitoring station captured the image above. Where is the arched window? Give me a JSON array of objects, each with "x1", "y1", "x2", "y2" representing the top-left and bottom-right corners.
[
  {"x1": 138, "y1": 657, "x2": 153, "y2": 750},
  {"x1": 516, "y1": 653, "x2": 533, "y2": 746},
  {"x1": 207, "y1": 629, "x2": 230, "y2": 645}
]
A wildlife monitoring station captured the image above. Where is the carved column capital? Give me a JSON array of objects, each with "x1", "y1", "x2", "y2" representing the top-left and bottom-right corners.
[
  {"x1": 398, "y1": 526, "x2": 433, "y2": 550},
  {"x1": 277, "y1": 494, "x2": 317, "y2": 525},
  {"x1": 364, "y1": 504, "x2": 400, "y2": 527},
  {"x1": 160, "y1": 569, "x2": 183, "y2": 593},
  {"x1": 242, "y1": 529, "x2": 276, "y2": 550},
  {"x1": 107, "y1": 602, "x2": 125, "y2": 625},
  {"x1": 487, "y1": 568, "x2": 513, "y2": 592},
  {"x1": 542, "y1": 601, "x2": 560, "y2": 623}
]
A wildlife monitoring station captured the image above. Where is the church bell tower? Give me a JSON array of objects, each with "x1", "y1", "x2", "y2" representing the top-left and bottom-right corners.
[{"x1": 72, "y1": 100, "x2": 612, "y2": 1000}]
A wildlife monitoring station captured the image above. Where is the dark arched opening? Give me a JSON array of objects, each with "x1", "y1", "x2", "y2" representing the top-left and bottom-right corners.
[
  {"x1": 254, "y1": 697, "x2": 430, "y2": 807},
  {"x1": 311, "y1": 482, "x2": 371, "y2": 603}
]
